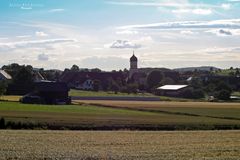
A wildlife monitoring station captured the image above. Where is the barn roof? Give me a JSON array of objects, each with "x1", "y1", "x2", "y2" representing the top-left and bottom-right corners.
[
  {"x1": 157, "y1": 85, "x2": 188, "y2": 90},
  {"x1": 0, "y1": 70, "x2": 12, "y2": 80}
]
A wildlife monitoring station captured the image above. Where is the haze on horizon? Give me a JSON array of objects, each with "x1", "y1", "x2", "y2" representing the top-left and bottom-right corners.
[{"x1": 0, "y1": 0, "x2": 240, "y2": 71}]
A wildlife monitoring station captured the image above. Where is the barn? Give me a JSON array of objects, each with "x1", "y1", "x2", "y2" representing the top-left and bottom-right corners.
[
  {"x1": 156, "y1": 85, "x2": 189, "y2": 97},
  {"x1": 21, "y1": 82, "x2": 71, "y2": 105}
]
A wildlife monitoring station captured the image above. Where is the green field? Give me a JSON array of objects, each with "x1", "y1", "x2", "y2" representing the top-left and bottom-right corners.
[
  {"x1": 0, "y1": 101, "x2": 240, "y2": 130},
  {"x1": 69, "y1": 89, "x2": 155, "y2": 97},
  {"x1": 0, "y1": 130, "x2": 239, "y2": 160},
  {"x1": 232, "y1": 92, "x2": 240, "y2": 97},
  {"x1": 69, "y1": 90, "x2": 200, "y2": 102},
  {"x1": 77, "y1": 100, "x2": 240, "y2": 120}
]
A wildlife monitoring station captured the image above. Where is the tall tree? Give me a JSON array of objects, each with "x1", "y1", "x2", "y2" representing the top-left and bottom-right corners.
[
  {"x1": 147, "y1": 70, "x2": 164, "y2": 89},
  {"x1": 13, "y1": 67, "x2": 34, "y2": 85},
  {"x1": 70, "y1": 65, "x2": 80, "y2": 71}
]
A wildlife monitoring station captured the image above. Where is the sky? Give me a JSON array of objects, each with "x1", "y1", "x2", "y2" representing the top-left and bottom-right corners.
[{"x1": 0, "y1": 0, "x2": 240, "y2": 70}]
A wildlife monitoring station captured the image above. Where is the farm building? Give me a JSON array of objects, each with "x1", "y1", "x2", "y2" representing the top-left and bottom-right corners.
[
  {"x1": 0, "y1": 70, "x2": 12, "y2": 81},
  {"x1": 156, "y1": 85, "x2": 189, "y2": 97},
  {"x1": 21, "y1": 82, "x2": 71, "y2": 105}
]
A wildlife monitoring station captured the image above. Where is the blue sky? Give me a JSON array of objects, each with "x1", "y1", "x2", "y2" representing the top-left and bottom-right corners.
[{"x1": 0, "y1": 0, "x2": 240, "y2": 70}]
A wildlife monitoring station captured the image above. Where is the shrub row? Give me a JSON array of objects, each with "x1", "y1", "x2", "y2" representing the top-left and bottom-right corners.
[{"x1": 0, "y1": 117, "x2": 240, "y2": 131}]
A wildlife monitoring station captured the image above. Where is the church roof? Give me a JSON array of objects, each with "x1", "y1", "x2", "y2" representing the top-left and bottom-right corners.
[{"x1": 130, "y1": 54, "x2": 138, "y2": 62}]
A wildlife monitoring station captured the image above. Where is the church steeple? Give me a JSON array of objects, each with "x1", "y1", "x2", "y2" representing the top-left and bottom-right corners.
[
  {"x1": 130, "y1": 51, "x2": 138, "y2": 62},
  {"x1": 130, "y1": 51, "x2": 138, "y2": 71}
]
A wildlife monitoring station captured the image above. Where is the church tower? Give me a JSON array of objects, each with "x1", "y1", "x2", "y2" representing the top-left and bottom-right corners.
[{"x1": 129, "y1": 51, "x2": 138, "y2": 78}]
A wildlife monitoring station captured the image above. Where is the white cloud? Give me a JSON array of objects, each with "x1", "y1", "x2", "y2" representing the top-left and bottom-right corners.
[
  {"x1": 106, "y1": 1, "x2": 215, "y2": 8},
  {"x1": 221, "y1": 4, "x2": 231, "y2": 10},
  {"x1": 118, "y1": 19, "x2": 240, "y2": 30},
  {"x1": 16, "y1": 35, "x2": 32, "y2": 38},
  {"x1": 198, "y1": 47, "x2": 240, "y2": 54},
  {"x1": 0, "y1": 39, "x2": 76, "y2": 51},
  {"x1": 105, "y1": 40, "x2": 141, "y2": 49},
  {"x1": 38, "y1": 53, "x2": 49, "y2": 61},
  {"x1": 206, "y1": 29, "x2": 240, "y2": 36},
  {"x1": 172, "y1": 9, "x2": 191, "y2": 14},
  {"x1": 180, "y1": 30, "x2": 195, "y2": 35},
  {"x1": 0, "y1": 37, "x2": 8, "y2": 40},
  {"x1": 48, "y1": 9, "x2": 65, "y2": 13},
  {"x1": 172, "y1": 8, "x2": 212, "y2": 15},
  {"x1": 116, "y1": 30, "x2": 138, "y2": 35},
  {"x1": 192, "y1": 9, "x2": 212, "y2": 15},
  {"x1": 21, "y1": 7, "x2": 32, "y2": 10},
  {"x1": 35, "y1": 31, "x2": 48, "y2": 37}
]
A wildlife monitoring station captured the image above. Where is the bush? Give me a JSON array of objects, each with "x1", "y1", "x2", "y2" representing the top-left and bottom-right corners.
[
  {"x1": 182, "y1": 88, "x2": 194, "y2": 98},
  {"x1": 0, "y1": 81, "x2": 7, "y2": 97},
  {"x1": 215, "y1": 81, "x2": 232, "y2": 93},
  {"x1": 215, "y1": 90, "x2": 231, "y2": 100},
  {"x1": 182, "y1": 88, "x2": 205, "y2": 99},
  {"x1": 192, "y1": 89, "x2": 205, "y2": 99},
  {"x1": 0, "y1": 117, "x2": 5, "y2": 129}
]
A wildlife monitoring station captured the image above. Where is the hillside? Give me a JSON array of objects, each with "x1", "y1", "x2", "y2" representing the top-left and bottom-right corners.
[{"x1": 174, "y1": 66, "x2": 220, "y2": 72}]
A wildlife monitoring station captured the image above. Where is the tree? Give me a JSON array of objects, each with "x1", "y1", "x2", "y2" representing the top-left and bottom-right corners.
[
  {"x1": 192, "y1": 89, "x2": 205, "y2": 99},
  {"x1": 0, "y1": 117, "x2": 5, "y2": 129},
  {"x1": 126, "y1": 83, "x2": 138, "y2": 94},
  {"x1": 147, "y1": 71, "x2": 164, "y2": 89},
  {"x1": 13, "y1": 67, "x2": 34, "y2": 85},
  {"x1": 0, "y1": 81, "x2": 7, "y2": 98},
  {"x1": 91, "y1": 68, "x2": 101, "y2": 72},
  {"x1": 215, "y1": 81, "x2": 232, "y2": 93},
  {"x1": 182, "y1": 88, "x2": 205, "y2": 99},
  {"x1": 215, "y1": 90, "x2": 231, "y2": 100},
  {"x1": 236, "y1": 68, "x2": 240, "y2": 76},
  {"x1": 70, "y1": 65, "x2": 80, "y2": 71},
  {"x1": 93, "y1": 80, "x2": 100, "y2": 92},
  {"x1": 159, "y1": 77, "x2": 175, "y2": 86},
  {"x1": 190, "y1": 78, "x2": 203, "y2": 89},
  {"x1": 107, "y1": 78, "x2": 119, "y2": 94}
]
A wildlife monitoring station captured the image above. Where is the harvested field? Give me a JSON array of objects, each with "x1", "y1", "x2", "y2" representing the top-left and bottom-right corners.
[{"x1": 0, "y1": 130, "x2": 239, "y2": 160}]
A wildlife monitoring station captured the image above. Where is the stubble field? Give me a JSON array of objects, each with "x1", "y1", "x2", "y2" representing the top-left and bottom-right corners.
[{"x1": 0, "y1": 130, "x2": 239, "y2": 160}]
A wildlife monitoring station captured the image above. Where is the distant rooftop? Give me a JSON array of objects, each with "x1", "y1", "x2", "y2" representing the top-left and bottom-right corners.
[
  {"x1": 0, "y1": 70, "x2": 12, "y2": 80},
  {"x1": 157, "y1": 85, "x2": 188, "y2": 90}
]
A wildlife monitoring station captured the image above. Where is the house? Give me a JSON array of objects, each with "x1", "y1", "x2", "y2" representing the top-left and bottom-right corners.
[
  {"x1": 59, "y1": 71, "x2": 126, "y2": 90},
  {"x1": 75, "y1": 79, "x2": 94, "y2": 90},
  {"x1": 0, "y1": 70, "x2": 12, "y2": 81},
  {"x1": 21, "y1": 82, "x2": 70, "y2": 104},
  {"x1": 155, "y1": 85, "x2": 189, "y2": 97}
]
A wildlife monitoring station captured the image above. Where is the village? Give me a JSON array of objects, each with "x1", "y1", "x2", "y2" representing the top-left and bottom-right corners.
[
  {"x1": 1, "y1": 0, "x2": 240, "y2": 159},
  {"x1": 0, "y1": 53, "x2": 239, "y2": 105}
]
